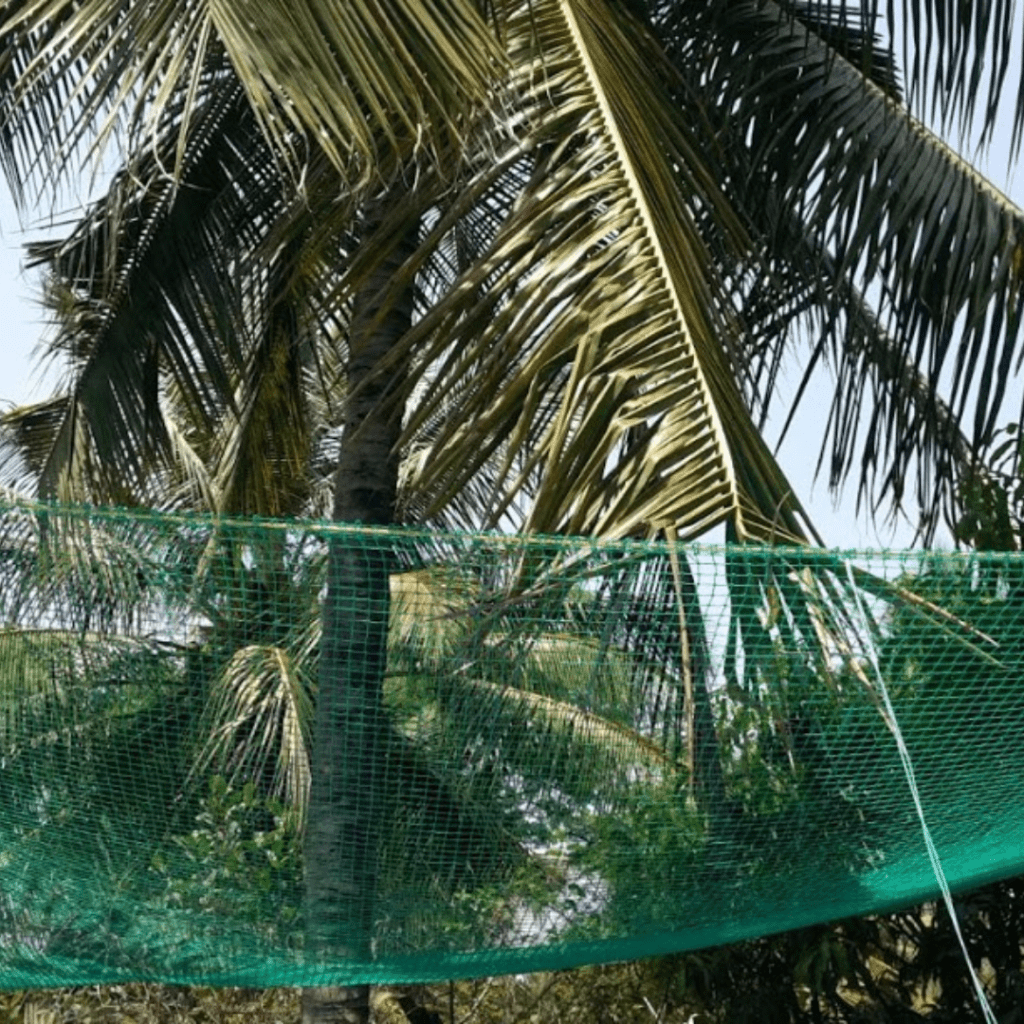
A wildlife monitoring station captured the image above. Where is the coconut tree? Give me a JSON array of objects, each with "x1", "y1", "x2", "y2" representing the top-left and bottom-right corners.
[{"x1": 3, "y1": 0, "x2": 1024, "y2": 1021}]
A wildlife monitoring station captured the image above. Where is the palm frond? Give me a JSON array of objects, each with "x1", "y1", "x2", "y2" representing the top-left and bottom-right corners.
[
  {"x1": 0, "y1": 500, "x2": 167, "y2": 631},
  {"x1": 646, "y1": 0, "x2": 1024, "y2": 535},
  {"x1": 677, "y1": 0, "x2": 1021, "y2": 144},
  {"x1": 14, "y1": 80, "x2": 341, "y2": 511},
  {"x1": 195, "y1": 643, "x2": 313, "y2": 815},
  {"x1": 685, "y1": 0, "x2": 1024, "y2": 465},
  {"x1": 0, "y1": 619, "x2": 194, "y2": 846},
  {"x1": 16, "y1": 82, "x2": 255, "y2": 499},
  {"x1": 205, "y1": 237, "x2": 319, "y2": 518},
  {"x1": 379, "y1": 0, "x2": 814, "y2": 542},
  {"x1": 0, "y1": 0, "x2": 507, "y2": 194},
  {"x1": 725, "y1": 213, "x2": 988, "y2": 540}
]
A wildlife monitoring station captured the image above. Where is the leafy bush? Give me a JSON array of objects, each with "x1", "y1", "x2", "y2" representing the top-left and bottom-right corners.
[{"x1": 150, "y1": 776, "x2": 302, "y2": 946}]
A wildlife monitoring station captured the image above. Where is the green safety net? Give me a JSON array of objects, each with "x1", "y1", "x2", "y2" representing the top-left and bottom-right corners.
[{"x1": 0, "y1": 500, "x2": 1021, "y2": 988}]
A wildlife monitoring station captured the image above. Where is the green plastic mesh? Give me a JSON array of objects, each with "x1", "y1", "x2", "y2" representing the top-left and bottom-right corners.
[{"x1": 0, "y1": 499, "x2": 1021, "y2": 988}]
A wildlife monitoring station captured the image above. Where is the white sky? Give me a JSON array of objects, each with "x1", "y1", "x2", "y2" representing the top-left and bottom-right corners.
[
  {"x1": 0, "y1": 183, "x2": 55, "y2": 408},
  {"x1": 0, "y1": 29, "x2": 1021, "y2": 550}
]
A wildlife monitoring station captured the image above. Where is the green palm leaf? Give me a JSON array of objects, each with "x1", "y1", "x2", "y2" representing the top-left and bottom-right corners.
[{"x1": 667, "y1": 0, "x2": 1024, "y2": 530}]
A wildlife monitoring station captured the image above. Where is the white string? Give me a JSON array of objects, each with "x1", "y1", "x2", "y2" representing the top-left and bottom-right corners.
[{"x1": 844, "y1": 562, "x2": 997, "y2": 1024}]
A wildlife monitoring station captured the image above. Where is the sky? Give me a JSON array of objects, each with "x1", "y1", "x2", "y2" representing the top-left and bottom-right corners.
[
  {"x1": 0, "y1": 182, "x2": 54, "y2": 407},
  {"x1": 0, "y1": 32, "x2": 1021, "y2": 550}
]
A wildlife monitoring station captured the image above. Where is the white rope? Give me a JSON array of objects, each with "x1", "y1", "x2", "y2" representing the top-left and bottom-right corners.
[{"x1": 844, "y1": 562, "x2": 997, "y2": 1024}]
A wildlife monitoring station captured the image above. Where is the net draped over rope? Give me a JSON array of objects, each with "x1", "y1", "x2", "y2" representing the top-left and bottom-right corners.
[{"x1": 0, "y1": 500, "x2": 1019, "y2": 988}]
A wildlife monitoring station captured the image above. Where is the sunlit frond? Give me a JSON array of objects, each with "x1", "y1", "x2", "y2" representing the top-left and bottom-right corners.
[
  {"x1": 0, "y1": 0, "x2": 508, "y2": 193},
  {"x1": 386, "y1": 0, "x2": 813, "y2": 543},
  {"x1": 196, "y1": 644, "x2": 313, "y2": 815}
]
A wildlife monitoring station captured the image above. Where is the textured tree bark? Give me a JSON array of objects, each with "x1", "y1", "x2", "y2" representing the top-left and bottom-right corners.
[
  {"x1": 302, "y1": 195, "x2": 418, "y2": 1024},
  {"x1": 674, "y1": 554, "x2": 728, "y2": 810}
]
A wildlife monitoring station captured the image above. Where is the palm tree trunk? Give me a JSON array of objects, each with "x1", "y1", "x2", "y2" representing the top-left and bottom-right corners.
[
  {"x1": 674, "y1": 554, "x2": 728, "y2": 810},
  {"x1": 302, "y1": 194, "x2": 417, "y2": 1024}
]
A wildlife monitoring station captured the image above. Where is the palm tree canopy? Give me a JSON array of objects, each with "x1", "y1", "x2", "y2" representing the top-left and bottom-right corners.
[
  {"x1": 0, "y1": 0, "x2": 507, "y2": 191},
  {"x1": 2, "y1": 0, "x2": 1023, "y2": 542}
]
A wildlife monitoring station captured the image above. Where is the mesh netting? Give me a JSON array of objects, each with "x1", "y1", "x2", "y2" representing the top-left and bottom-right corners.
[{"x1": 0, "y1": 500, "x2": 1020, "y2": 987}]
